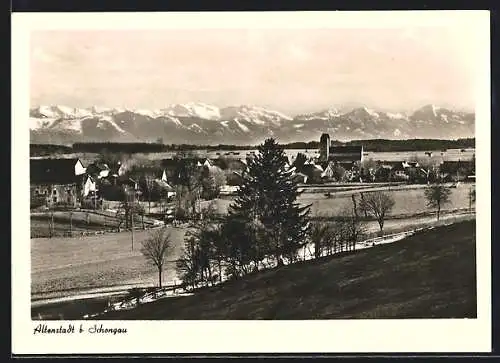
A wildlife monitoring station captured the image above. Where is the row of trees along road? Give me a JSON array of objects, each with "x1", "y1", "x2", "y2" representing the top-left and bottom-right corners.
[{"x1": 137, "y1": 138, "x2": 474, "y2": 289}]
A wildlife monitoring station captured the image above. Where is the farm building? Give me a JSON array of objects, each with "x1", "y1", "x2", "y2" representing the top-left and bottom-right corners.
[
  {"x1": 30, "y1": 158, "x2": 87, "y2": 208},
  {"x1": 329, "y1": 146, "x2": 364, "y2": 163},
  {"x1": 82, "y1": 175, "x2": 97, "y2": 197},
  {"x1": 318, "y1": 133, "x2": 364, "y2": 163},
  {"x1": 372, "y1": 161, "x2": 431, "y2": 183},
  {"x1": 320, "y1": 161, "x2": 358, "y2": 182},
  {"x1": 151, "y1": 179, "x2": 176, "y2": 200}
]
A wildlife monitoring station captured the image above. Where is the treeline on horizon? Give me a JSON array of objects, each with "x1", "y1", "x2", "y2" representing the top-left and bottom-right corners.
[{"x1": 30, "y1": 138, "x2": 475, "y2": 156}]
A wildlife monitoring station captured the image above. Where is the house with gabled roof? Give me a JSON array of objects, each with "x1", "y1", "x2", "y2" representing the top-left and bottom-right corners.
[
  {"x1": 30, "y1": 158, "x2": 87, "y2": 207},
  {"x1": 83, "y1": 175, "x2": 97, "y2": 197}
]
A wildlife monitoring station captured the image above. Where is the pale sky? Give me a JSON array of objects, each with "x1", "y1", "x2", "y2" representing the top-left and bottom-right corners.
[{"x1": 30, "y1": 27, "x2": 478, "y2": 115}]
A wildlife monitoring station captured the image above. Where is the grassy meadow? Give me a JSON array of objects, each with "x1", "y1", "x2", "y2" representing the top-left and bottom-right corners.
[
  {"x1": 30, "y1": 209, "x2": 162, "y2": 238},
  {"x1": 31, "y1": 227, "x2": 187, "y2": 300},
  {"x1": 99, "y1": 220, "x2": 477, "y2": 319},
  {"x1": 31, "y1": 211, "x2": 474, "y2": 301},
  {"x1": 207, "y1": 183, "x2": 474, "y2": 217}
]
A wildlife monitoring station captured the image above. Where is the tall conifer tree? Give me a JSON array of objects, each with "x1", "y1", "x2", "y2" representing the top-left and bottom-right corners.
[{"x1": 228, "y1": 138, "x2": 311, "y2": 265}]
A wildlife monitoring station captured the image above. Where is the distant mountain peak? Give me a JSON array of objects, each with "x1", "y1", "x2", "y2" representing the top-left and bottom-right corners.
[{"x1": 29, "y1": 103, "x2": 475, "y2": 145}]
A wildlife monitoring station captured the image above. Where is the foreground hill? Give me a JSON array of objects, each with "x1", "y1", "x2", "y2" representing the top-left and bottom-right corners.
[
  {"x1": 100, "y1": 220, "x2": 476, "y2": 320},
  {"x1": 30, "y1": 103, "x2": 475, "y2": 145}
]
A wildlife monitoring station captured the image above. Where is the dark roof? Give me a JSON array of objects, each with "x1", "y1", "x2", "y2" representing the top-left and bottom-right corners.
[
  {"x1": 153, "y1": 179, "x2": 175, "y2": 192},
  {"x1": 30, "y1": 158, "x2": 82, "y2": 185},
  {"x1": 329, "y1": 146, "x2": 363, "y2": 154},
  {"x1": 327, "y1": 146, "x2": 363, "y2": 162},
  {"x1": 86, "y1": 162, "x2": 110, "y2": 175}
]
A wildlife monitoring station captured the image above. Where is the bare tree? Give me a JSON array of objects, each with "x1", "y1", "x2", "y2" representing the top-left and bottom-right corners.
[
  {"x1": 424, "y1": 183, "x2": 452, "y2": 221},
  {"x1": 140, "y1": 228, "x2": 173, "y2": 288},
  {"x1": 310, "y1": 220, "x2": 333, "y2": 259},
  {"x1": 172, "y1": 154, "x2": 203, "y2": 218},
  {"x1": 358, "y1": 191, "x2": 395, "y2": 234},
  {"x1": 176, "y1": 234, "x2": 201, "y2": 290},
  {"x1": 142, "y1": 174, "x2": 156, "y2": 214},
  {"x1": 337, "y1": 205, "x2": 365, "y2": 252}
]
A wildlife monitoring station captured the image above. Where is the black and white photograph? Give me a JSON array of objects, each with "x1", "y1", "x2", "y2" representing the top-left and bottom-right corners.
[{"x1": 12, "y1": 10, "x2": 491, "y2": 354}]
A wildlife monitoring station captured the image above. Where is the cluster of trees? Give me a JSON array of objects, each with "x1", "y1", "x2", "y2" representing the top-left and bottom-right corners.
[
  {"x1": 286, "y1": 138, "x2": 475, "y2": 152},
  {"x1": 136, "y1": 139, "x2": 472, "y2": 290},
  {"x1": 140, "y1": 182, "x2": 460, "y2": 290},
  {"x1": 166, "y1": 154, "x2": 226, "y2": 220},
  {"x1": 31, "y1": 137, "x2": 475, "y2": 158},
  {"x1": 344, "y1": 138, "x2": 475, "y2": 152},
  {"x1": 310, "y1": 210, "x2": 365, "y2": 259},
  {"x1": 293, "y1": 152, "x2": 468, "y2": 185},
  {"x1": 174, "y1": 139, "x2": 312, "y2": 288},
  {"x1": 170, "y1": 139, "x2": 400, "y2": 289},
  {"x1": 30, "y1": 144, "x2": 73, "y2": 156},
  {"x1": 72, "y1": 142, "x2": 169, "y2": 154},
  {"x1": 94, "y1": 152, "x2": 227, "y2": 212}
]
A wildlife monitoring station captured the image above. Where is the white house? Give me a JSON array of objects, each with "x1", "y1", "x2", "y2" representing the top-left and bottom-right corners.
[
  {"x1": 83, "y1": 175, "x2": 97, "y2": 197},
  {"x1": 156, "y1": 179, "x2": 176, "y2": 199},
  {"x1": 220, "y1": 185, "x2": 239, "y2": 195},
  {"x1": 203, "y1": 159, "x2": 213, "y2": 168}
]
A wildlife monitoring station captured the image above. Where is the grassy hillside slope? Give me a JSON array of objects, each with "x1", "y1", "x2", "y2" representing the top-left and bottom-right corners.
[{"x1": 100, "y1": 220, "x2": 476, "y2": 320}]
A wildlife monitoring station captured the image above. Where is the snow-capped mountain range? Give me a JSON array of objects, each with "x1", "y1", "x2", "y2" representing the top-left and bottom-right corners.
[{"x1": 29, "y1": 103, "x2": 475, "y2": 145}]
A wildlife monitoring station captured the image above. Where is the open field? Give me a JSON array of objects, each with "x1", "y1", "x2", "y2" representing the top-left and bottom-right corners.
[
  {"x1": 36, "y1": 148, "x2": 474, "y2": 164},
  {"x1": 303, "y1": 183, "x2": 473, "y2": 216},
  {"x1": 98, "y1": 220, "x2": 476, "y2": 319},
  {"x1": 31, "y1": 210, "x2": 474, "y2": 302},
  {"x1": 31, "y1": 226, "x2": 187, "y2": 300},
  {"x1": 211, "y1": 183, "x2": 474, "y2": 217},
  {"x1": 30, "y1": 183, "x2": 473, "y2": 238},
  {"x1": 30, "y1": 209, "x2": 163, "y2": 238}
]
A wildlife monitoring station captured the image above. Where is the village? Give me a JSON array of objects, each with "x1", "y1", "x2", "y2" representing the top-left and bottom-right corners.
[
  {"x1": 30, "y1": 133, "x2": 476, "y2": 229},
  {"x1": 15, "y1": 15, "x2": 489, "y2": 355},
  {"x1": 30, "y1": 134, "x2": 477, "y2": 320}
]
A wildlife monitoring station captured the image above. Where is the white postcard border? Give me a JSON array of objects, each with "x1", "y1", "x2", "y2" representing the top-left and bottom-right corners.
[{"x1": 11, "y1": 10, "x2": 491, "y2": 354}]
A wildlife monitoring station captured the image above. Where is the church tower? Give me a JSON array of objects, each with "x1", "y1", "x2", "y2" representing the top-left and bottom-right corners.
[{"x1": 319, "y1": 133, "x2": 330, "y2": 161}]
